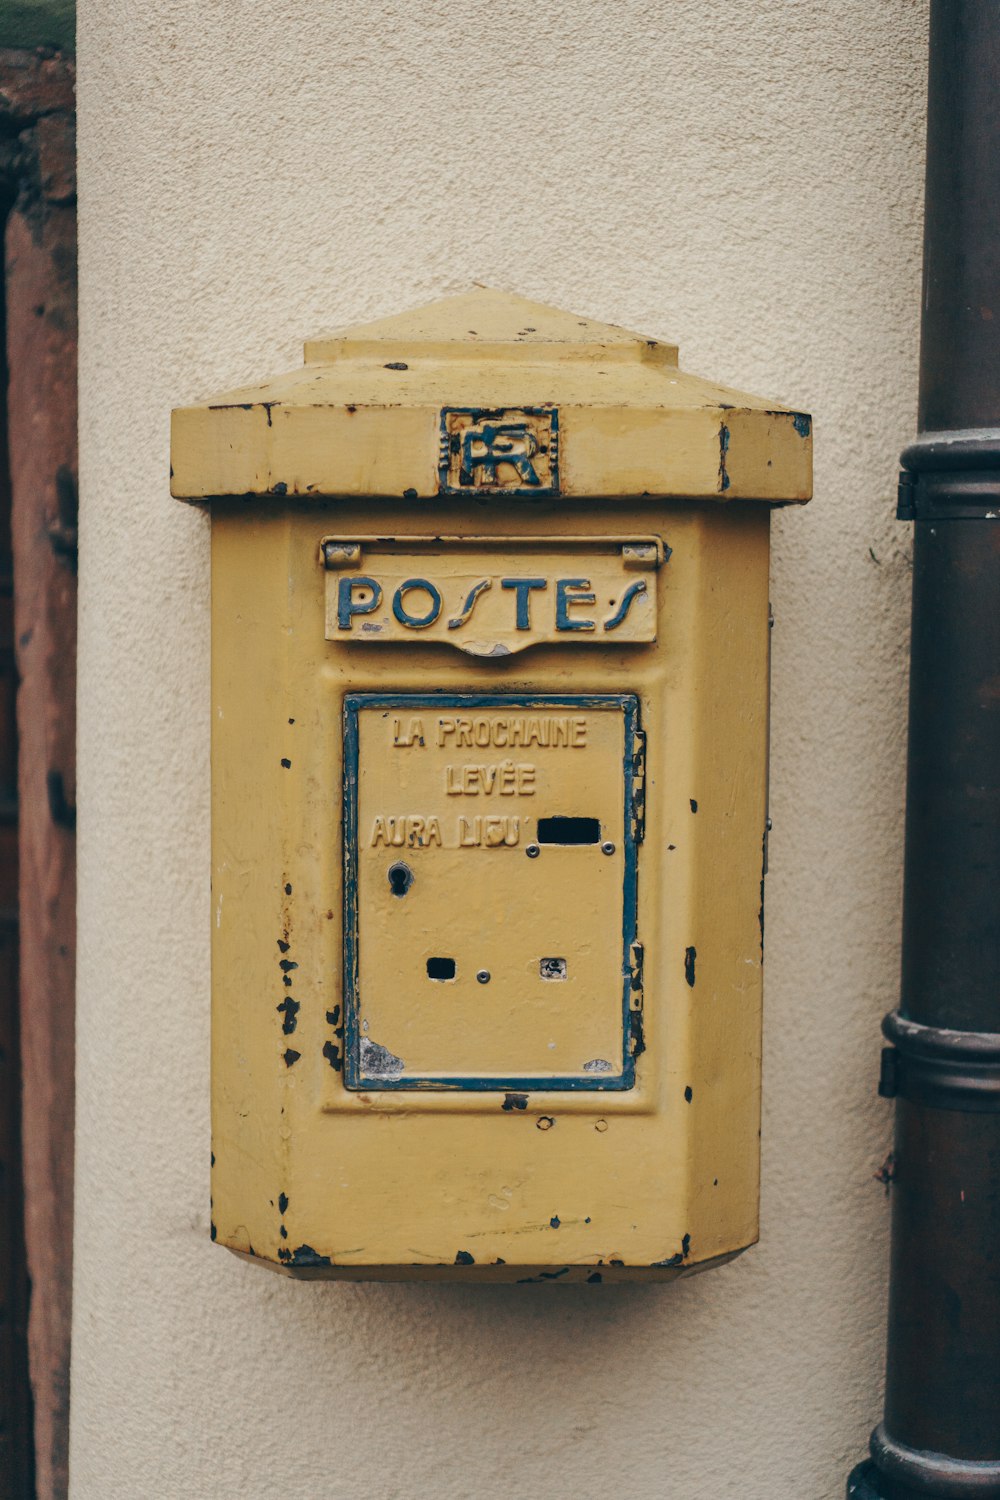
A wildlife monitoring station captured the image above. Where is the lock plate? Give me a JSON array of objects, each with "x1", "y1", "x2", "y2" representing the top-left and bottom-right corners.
[{"x1": 343, "y1": 693, "x2": 642, "y2": 1092}]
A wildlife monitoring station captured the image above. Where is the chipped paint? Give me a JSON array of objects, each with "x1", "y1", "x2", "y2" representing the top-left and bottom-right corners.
[
  {"x1": 277, "y1": 1244, "x2": 332, "y2": 1268},
  {"x1": 719, "y1": 422, "x2": 731, "y2": 492},
  {"x1": 358, "y1": 1038, "x2": 404, "y2": 1081},
  {"x1": 276, "y1": 996, "x2": 299, "y2": 1034}
]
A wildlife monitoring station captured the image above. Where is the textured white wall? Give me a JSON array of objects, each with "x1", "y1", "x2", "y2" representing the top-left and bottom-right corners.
[{"x1": 72, "y1": 3, "x2": 927, "y2": 1495}]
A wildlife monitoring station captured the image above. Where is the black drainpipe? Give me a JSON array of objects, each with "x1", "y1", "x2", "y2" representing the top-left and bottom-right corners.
[{"x1": 847, "y1": 3, "x2": 1000, "y2": 1497}]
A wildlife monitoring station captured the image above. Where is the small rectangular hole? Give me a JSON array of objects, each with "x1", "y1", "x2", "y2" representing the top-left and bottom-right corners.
[
  {"x1": 536, "y1": 816, "x2": 601, "y2": 846},
  {"x1": 540, "y1": 958, "x2": 567, "y2": 981},
  {"x1": 426, "y1": 957, "x2": 456, "y2": 981}
]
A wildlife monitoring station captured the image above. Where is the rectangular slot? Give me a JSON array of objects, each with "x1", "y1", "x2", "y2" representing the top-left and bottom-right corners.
[
  {"x1": 427, "y1": 957, "x2": 456, "y2": 981},
  {"x1": 536, "y1": 816, "x2": 601, "y2": 846}
]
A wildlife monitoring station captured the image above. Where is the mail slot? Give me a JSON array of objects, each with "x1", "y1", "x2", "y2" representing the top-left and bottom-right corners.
[{"x1": 170, "y1": 288, "x2": 811, "y2": 1281}]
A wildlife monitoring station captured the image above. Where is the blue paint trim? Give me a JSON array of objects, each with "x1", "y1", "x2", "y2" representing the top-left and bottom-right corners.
[
  {"x1": 343, "y1": 702, "x2": 362, "y2": 1089},
  {"x1": 342, "y1": 692, "x2": 640, "y2": 1094},
  {"x1": 719, "y1": 423, "x2": 731, "y2": 492}
]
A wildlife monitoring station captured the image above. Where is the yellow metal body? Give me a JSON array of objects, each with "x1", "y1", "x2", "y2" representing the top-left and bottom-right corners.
[{"x1": 171, "y1": 290, "x2": 811, "y2": 1282}]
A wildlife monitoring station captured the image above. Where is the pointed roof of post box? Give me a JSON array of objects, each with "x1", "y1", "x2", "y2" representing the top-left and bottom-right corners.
[
  {"x1": 303, "y1": 288, "x2": 680, "y2": 367},
  {"x1": 170, "y1": 288, "x2": 811, "y2": 503}
]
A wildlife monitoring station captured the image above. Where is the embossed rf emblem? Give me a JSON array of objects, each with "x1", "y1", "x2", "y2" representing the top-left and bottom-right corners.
[{"x1": 439, "y1": 407, "x2": 559, "y2": 496}]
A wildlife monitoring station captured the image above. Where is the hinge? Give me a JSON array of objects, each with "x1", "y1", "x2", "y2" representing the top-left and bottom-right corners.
[
  {"x1": 878, "y1": 1047, "x2": 899, "y2": 1099},
  {"x1": 630, "y1": 728, "x2": 646, "y2": 843},
  {"x1": 896, "y1": 472, "x2": 916, "y2": 521},
  {"x1": 621, "y1": 541, "x2": 661, "y2": 569},
  {"x1": 320, "y1": 539, "x2": 362, "y2": 569}
]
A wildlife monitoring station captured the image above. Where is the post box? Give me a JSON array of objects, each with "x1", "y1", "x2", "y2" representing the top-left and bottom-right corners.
[{"x1": 170, "y1": 289, "x2": 811, "y2": 1281}]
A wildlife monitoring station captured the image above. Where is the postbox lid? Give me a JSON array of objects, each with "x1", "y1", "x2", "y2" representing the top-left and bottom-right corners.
[{"x1": 170, "y1": 288, "x2": 811, "y2": 503}]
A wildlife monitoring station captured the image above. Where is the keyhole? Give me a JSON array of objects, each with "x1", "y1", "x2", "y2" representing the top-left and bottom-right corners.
[{"x1": 388, "y1": 861, "x2": 414, "y2": 897}]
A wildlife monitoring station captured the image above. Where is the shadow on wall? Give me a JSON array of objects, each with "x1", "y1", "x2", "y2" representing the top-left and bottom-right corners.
[{"x1": 207, "y1": 1249, "x2": 841, "y2": 1494}]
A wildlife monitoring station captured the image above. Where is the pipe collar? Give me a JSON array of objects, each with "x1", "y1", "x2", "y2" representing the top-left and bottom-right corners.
[
  {"x1": 879, "y1": 1013, "x2": 1000, "y2": 1112},
  {"x1": 870, "y1": 1424, "x2": 1000, "y2": 1497},
  {"x1": 898, "y1": 429, "x2": 1000, "y2": 518}
]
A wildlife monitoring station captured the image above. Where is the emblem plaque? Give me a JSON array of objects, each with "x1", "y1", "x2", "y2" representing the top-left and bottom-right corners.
[{"x1": 438, "y1": 407, "x2": 559, "y2": 496}]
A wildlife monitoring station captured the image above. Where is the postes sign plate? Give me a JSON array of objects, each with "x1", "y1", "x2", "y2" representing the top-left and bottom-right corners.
[{"x1": 324, "y1": 538, "x2": 662, "y2": 657}]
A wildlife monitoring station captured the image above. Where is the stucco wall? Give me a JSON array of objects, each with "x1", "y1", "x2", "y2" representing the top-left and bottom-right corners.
[{"x1": 72, "y1": 3, "x2": 928, "y2": 1495}]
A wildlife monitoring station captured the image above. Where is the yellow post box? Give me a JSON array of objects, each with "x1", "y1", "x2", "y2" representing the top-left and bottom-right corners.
[{"x1": 170, "y1": 289, "x2": 811, "y2": 1282}]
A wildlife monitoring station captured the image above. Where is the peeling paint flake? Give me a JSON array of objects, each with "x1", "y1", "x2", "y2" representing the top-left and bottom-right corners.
[
  {"x1": 718, "y1": 422, "x2": 731, "y2": 492},
  {"x1": 359, "y1": 1037, "x2": 405, "y2": 1081}
]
